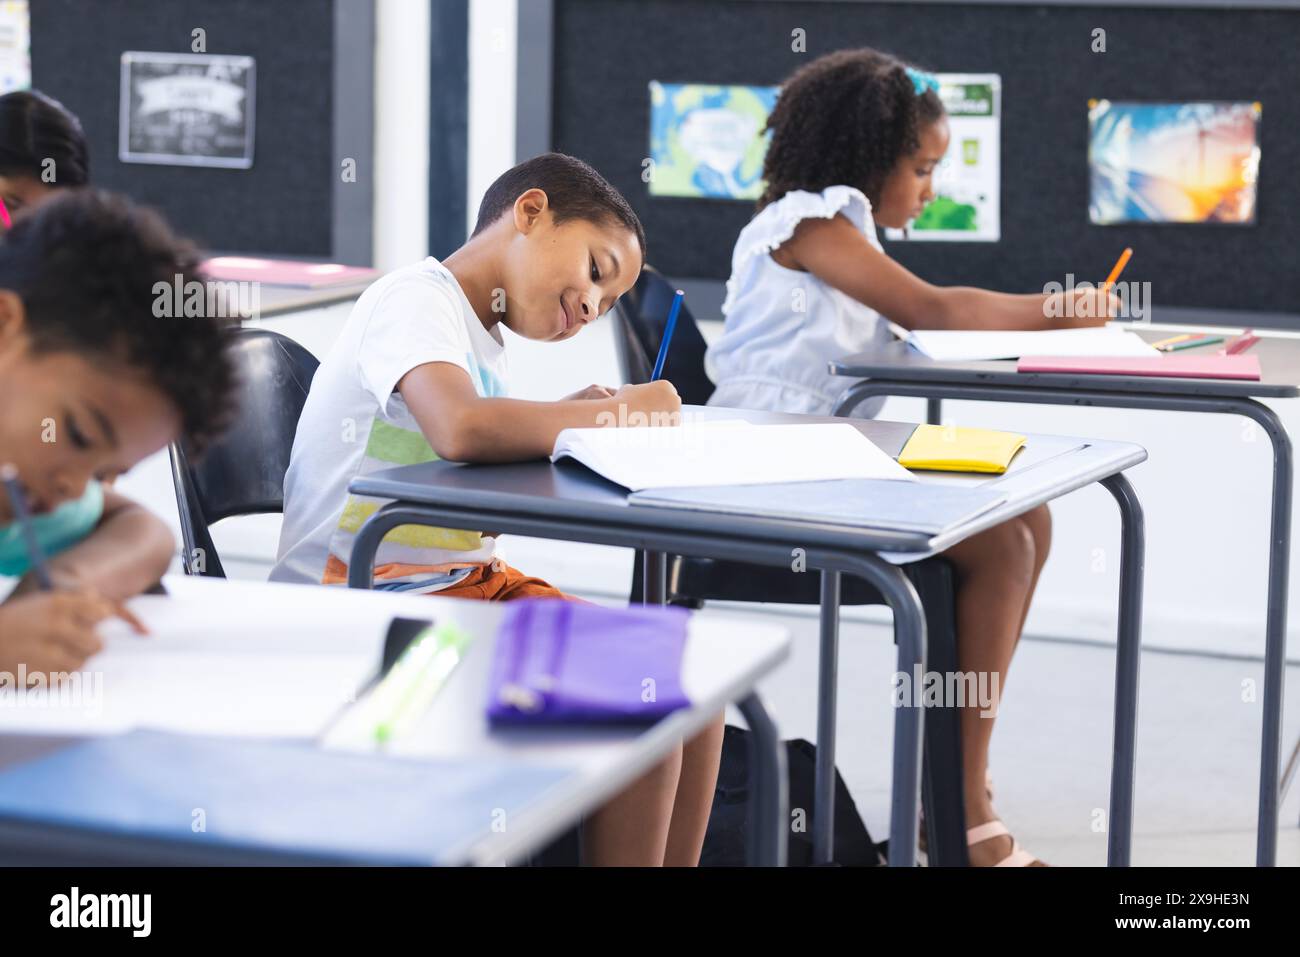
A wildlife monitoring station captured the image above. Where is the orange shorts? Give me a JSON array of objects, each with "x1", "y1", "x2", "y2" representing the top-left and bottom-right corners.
[{"x1": 434, "y1": 561, "x2": 573, "y2": 602}]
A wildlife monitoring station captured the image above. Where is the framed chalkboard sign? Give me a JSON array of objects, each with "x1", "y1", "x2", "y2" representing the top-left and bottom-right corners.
[{"x1": 118, "y1": 51, "x2": 255, "y2": 169}]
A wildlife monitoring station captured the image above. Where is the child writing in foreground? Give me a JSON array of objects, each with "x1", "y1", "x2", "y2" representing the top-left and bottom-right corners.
[
  {"x1": 707, "y1": 48, "x2": 1121, "y2": 867},
  {"x1": 273, "y1": 153, "x2": 720, "y2": 867},
  {"x1": 0, "y1": 190, "x2": 237, "y2": 677}
]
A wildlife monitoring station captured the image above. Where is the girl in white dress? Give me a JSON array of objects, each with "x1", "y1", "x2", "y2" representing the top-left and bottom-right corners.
[{"x1": 708, "y1": 48, "x2": 1118, "y2": 866}]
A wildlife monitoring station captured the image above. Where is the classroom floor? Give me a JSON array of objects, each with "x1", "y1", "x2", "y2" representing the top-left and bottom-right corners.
[{"x1": 676, "y1": 600, "x2": 1300, "y2": 867}]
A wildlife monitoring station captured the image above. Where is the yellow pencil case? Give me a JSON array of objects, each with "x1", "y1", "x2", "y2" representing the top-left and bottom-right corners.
[{"x1": 897, "y1": 423, "x2": 1027, "y2": 474}]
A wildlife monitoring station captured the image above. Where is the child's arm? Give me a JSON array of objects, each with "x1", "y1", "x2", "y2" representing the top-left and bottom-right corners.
[
  {"x1": 10, "y1": 489, "x2": 173, "y2": 602},
  {"x1": 398, "y1": 362, "x2": 680, "y2": 463},
  {"x1": 777, "y1": 214, "x2": 1119, "y2": 332}
]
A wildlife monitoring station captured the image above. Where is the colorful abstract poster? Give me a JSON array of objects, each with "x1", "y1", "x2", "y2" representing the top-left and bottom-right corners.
[
  {"x1": 885, "y1": 74, "x2": 1001, "y2": 242},
  {"x1": 1088, "y1": 100, "x2": 1261, "y2": 225},
  {"x1": 648, "y1": 82, "x2": 779, "y2": 200}
]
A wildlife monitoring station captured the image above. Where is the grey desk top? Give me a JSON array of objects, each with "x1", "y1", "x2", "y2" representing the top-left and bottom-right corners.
[
  {"x1": 255, "y1": 277, "x2": 376, "y2": 318},
  {"x1": 351, "y1": 406, "x2": 1146, "y2": 558},
  {"x1": 0, "y1": 575, "x2": 788, "y2": 866},
  {"x1": 830, "y1": 326, "x2": 1300, "y2": 399}
]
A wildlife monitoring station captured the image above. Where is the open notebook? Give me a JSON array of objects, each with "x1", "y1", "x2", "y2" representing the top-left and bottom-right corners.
[
  {"x1": 907, "y1": 326, "x2": 1158, "y2": 362},
  {"x1": 551, "y1": 420, "x2": 915, "y2": 490}
]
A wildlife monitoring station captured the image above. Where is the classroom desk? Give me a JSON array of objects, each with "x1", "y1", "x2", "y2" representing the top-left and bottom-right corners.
[
  {"x1": 0, "y1": 575, "x2": 790, "y2": 867},
  {"x1": 346, "y1": 405, "x2": 1147, "y2": 866},
  {"x1": 255, "y1": 276, "x2": 377, "y2": 318},
  {"x1": 830, "y1": 325, "x2": 1296, "y2": 867}
]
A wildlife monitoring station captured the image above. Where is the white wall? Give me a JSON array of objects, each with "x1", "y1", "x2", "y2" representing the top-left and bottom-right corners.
[{"x1": 373, "y1": 0, "x2": 431, "y2": 270}]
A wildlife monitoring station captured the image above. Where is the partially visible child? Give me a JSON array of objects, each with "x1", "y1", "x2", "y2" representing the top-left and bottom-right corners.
[
  {"x1": 707, "y1": 49, "x2": 1121, "y2": 867},
  {"x1": 0, "y1": 90, "x2": 89, "y2": 215},
  {"x1": 0, "y1": 190, "x2": 237, "y2": 677},
  {"x1": 273, "y1": 153, "x2": 721, "y2": 866}
]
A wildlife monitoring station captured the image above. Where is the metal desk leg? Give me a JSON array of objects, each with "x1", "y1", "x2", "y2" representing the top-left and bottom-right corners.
[
  {"x1": 345, "y1": 504, "x2": 432, "y2": 589},
  {"x1": 738, "y1": 692, "x2": 787, "y2": 866},
  {"x1": 642, "y1": 550, "x2": 667, "y2": 606},
  {"x1": 1236, "y1": 400, "x2": 1292, "y2": 867},
  {"x1": 926, "y1": 398, "x2": 943, "y2": 426},
  {"x1": 814, "y1": 571, "x2": 841, "y2": 864},
  {"x1": 829, "y1": 554, "x2": 926, "y2": 867},
  {"x1": 1101, "y1": 473, "x2": 1145, "y2": 867}
]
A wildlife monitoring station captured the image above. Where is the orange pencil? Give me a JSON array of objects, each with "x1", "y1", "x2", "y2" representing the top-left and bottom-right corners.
[{"x1": 1100, "y1": 247, "x2": 1133, "y2": 293}]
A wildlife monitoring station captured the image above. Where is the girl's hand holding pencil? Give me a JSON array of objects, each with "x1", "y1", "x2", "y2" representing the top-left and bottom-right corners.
[
  {"x1": 0, "y1": 588, "x2": 127, "y2": 677},
  {"x1": 1044, "y1": 286, "x2": 1123, "y2": 329},
  {"x1": 1045, "y1": 246, "x2": 1131, "y2": 329}
]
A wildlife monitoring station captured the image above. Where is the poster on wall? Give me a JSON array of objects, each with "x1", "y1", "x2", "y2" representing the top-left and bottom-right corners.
[
  {"x1": 885, "y1": 73, "x2": 1001, "y2": 242},
  {"x1": 119, "y1": 51, "x2": 255, "y2": 169},
  {"x1": 0, "y1": 0, "x2": 30, "y2": 93},
  {"x1": 1088, "y1": 100, "x2": 1261, "y2": 225},
  {"x1": 648, "y1": 81, "x2": 779, "y2": 201}
]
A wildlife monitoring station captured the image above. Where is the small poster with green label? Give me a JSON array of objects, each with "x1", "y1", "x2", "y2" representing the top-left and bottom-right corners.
[{"x1": 886, "y1": 73, "x2": 1001, "y2": 242}]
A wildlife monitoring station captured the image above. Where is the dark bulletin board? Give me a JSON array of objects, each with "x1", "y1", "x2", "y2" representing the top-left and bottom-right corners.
[
  {"x1": 551, "y1": 0, "x2": 1300, "y2": 323},
  {"x1": 30, "y1": 0, "x2": 335, "y2": 257}
]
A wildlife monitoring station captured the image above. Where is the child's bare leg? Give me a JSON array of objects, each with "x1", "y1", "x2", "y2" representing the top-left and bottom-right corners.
[
  {"x1": 1012, "y1": 505, "x2": 1053, "y2": 650},
  {"x1": 582, "y1": 746, "x2": 682, "y2": 865},
  {"x1": 664, "y1": 713, "x2": 725, "y2": 866},
  {"x1": 940, "y1": 513, "x2": 1039, "y2": 866},
  {"x1": 983, "y1": 504, "x2": 1052, "y2": 803}
]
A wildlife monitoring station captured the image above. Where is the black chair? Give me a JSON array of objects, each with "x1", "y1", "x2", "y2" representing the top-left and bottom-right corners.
[
  {"x1": 614, "y1": 266, "x2": 969, "y2": 865},
  {"x1": 168, "y1": 328, "x2": 320, "y2": 579}
]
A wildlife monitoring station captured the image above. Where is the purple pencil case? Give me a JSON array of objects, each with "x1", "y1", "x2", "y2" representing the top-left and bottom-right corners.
[{"x1": 486, "y1": 599, "x2": 691, "y2": 725}]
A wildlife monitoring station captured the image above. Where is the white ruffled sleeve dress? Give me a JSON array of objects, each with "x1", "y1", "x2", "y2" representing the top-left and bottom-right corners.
[{"x1": 705, "y1": 185, "x2": 894, "y2": 419}]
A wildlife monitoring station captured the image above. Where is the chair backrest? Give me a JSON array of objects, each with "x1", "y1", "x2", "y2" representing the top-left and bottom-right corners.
[
  {"x1": 611, "y1": 266, "x2": 715, "y2": 405},
  {"x1": 168, "y1": 328, "x2": 320, "y2": 577}
]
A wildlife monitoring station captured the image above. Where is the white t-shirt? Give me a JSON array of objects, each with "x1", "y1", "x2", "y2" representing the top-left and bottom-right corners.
[
  {"x1": 271, "y1": 257, "x2": 509, "y2": 592},
  {"x1": 705, "y1": 185, "x2": 893, "y2": 418}
]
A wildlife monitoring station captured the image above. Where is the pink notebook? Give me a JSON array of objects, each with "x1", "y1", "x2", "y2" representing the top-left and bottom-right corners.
[
  {"x1": 201, "y1": 256, "x2": 378, "y2": 288},
  {"x1": 1017, "y1": 354, "x2": 1261, "y2": 381}
]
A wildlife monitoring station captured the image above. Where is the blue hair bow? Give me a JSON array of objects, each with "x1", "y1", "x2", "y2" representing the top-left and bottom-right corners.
[{"x1": 905, "y1": 66, "x2": 940, "y2": 97}]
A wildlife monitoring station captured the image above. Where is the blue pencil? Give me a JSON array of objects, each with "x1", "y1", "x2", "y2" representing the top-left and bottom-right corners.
[
  {"x1": 1, "y1": 464, "x2": 52, "y2": 590},
  {"x1": 651, "y1": 290, "x2": 685, "y2": 381}
]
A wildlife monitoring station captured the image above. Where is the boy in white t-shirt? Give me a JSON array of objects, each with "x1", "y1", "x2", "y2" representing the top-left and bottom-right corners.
[{"x1": 273, "y1": 153, "x2": 717, "y2": 866}]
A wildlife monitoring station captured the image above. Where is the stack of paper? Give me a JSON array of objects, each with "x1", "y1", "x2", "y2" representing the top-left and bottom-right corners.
[
  {"x1": 907, "y1": 327, "x2": 1158, "y2": 362},
  {"x1": 551, "y1": 420, "x2": 915, "y2": 490}
]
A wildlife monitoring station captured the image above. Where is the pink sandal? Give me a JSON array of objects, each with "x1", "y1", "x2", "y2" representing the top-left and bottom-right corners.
[
  {"x1": 918, "y1": 769, "x2": 996, "y2": 861},
  {"x1": 966, "y1": 820, "x2": 1046, "y2": 867}
]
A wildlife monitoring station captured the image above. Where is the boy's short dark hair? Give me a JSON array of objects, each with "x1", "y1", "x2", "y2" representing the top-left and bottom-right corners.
[
  {"x1": 759, "y1": 48, "x2": 945, "y2": 210},
  {"x1": 0, "y1": 189, "x2": 237, "y2": 453},
  {"x1": 472, "y1": 152, "x2": 646, "y2": 260}
]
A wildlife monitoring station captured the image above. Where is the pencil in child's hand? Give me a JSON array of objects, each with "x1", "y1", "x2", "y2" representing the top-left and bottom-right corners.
[
  {"x1": 0, "y1": 463, "x2": 53, "y2": 590},
  {"x1": 1100, "y1": 247, "x2": 1133, "y2": 293},
  {"x1": 651, "y1": 290, "x2": 685, "y2": 382}
]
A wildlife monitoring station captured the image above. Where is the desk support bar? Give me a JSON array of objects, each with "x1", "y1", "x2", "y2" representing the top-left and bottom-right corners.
[
  {"x1": 1101, "y1": 473, "x2": 1145, "y2": 867},
  {"x1": 835, "y1": 378, "x2": 1285, "y2": 867},
  {"x1": 346, "y1": 502, "x2": 928, "y2": 867},
  {"x1": 737, "y1": 692, "x2": 787, "y2": 867},
  {"x1": 643, "y1": 550, "x2": 668, "y2": 606},
  {"x1": 814, "y1": 571, "x2": 841, "y2": 864}
]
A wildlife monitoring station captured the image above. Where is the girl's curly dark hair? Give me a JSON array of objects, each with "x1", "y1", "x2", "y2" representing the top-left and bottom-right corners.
[{"x1": 758, "y1": 48, "x2": 945, "y2": 211}]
